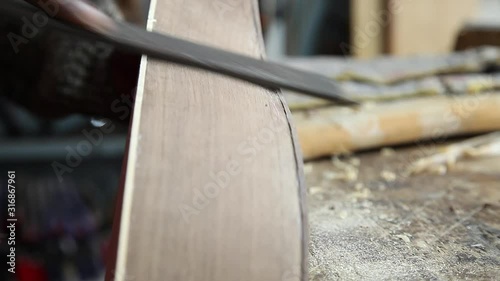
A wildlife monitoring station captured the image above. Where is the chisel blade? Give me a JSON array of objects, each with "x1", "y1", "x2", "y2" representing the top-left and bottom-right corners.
[{"x1": 1, "y1": 0, "x2": 356, "y2": 105}]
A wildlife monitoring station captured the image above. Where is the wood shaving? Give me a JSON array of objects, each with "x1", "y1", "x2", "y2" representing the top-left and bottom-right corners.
[
  {"x1": 354, "y1": 182, "x2": 365, "y2": 191},
  {"x1": 361, "y1": 102, "x2": 376, "y2": 110},
  {"x1": 328, "y1": 156, "x2": 359, "y2": 182},
  {"x1": 351, "y1": 188, "x2": 371, "y2": 199},
  {"x1": 381, "y1": 147, "x2": 396, "y2": 157},
  {"x1": 470, "y1": 243, "x2": 485, "y2": 249},
  {"x1": 339, "y1": 211, "x2": 349, "y2": 219},
  {"x1": 308, "y1": 186, "x2": 324, "y2": 195},
  {"x1": 464, "y1": 141, "x2": 500, "y2": 157},
  {"x1": 344, "y1": 169, "x2": 358, "y2": 182},
  {"x1": 348, "y1": 157, "x2": 361, "y2": 166},
  {"x1": 406, "y1": 132, "x2": 500, "y2": 175},
  {"x1": 378, "y1": 183, "x2": 387, "y2": 191},
  {"x1": 381, "y1": 170, "x2": 397, "y2": 182},
  {"x1": 303, "y1": 163, "x2": 314, "y2": 174},
  {"x1": 331, "y1": 156, "x2": 350, "y2": 169},
  {"x1": 323, "y1": 171, "x2": 338, "y2": 180},
  {"x1": 394, "y1": 234, "x2": 411, "y2": 243}
]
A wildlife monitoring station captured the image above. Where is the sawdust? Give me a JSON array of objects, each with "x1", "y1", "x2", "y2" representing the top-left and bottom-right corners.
[
  {"x1": 354, "y1": 183, "x2": 364, "y2": 191},
  {"x1": 324, "y1": 156, "x2": 360, "y2": 182},
  {"x1": 304, "y1": 163, "x2": 314, "y2": 175},
  {"x1": 381, "y1": 147, "x2": 396, "y2": 157},
  {"x1": 305, "y1": 145, "x2": 500, "y2": 280},
  {"x1": 380, "y1": 170, "x2": 397, "y2": 182},
  {"x1": 406, "y1": 132, "x2": 500, "y2": 175}
]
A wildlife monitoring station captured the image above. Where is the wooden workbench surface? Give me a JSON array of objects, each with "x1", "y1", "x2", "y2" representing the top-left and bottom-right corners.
[{"x1": 304, "y1": 141, "x2": 499, "y2": 280}]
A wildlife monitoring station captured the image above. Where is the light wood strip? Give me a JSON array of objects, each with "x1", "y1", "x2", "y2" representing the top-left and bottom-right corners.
[{"x1": 295, "y1": 94, "x2": 500, "y2": 160}]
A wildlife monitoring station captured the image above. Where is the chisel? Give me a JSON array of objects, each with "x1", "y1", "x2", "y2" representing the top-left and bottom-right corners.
[{"x1": 1, "y1": 0, "x2": 356, "y2": 105}]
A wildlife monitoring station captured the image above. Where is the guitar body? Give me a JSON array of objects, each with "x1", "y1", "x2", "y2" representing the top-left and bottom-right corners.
[{"x1": 105, "y1": 0, "x2": 307, "y2": 280}]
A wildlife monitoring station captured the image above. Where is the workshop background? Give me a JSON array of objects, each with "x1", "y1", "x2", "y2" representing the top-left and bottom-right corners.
[{"x1": 1, "y1": 0, "x2": 499, "y2": 280}]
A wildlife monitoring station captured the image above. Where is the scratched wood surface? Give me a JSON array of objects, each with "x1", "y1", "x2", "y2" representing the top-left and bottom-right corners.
[{"x1": 105, "y1": 0, "x2": 306, "y2": 281}]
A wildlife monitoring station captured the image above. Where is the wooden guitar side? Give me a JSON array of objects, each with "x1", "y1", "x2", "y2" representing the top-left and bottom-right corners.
[{"x1": 105, "y1": 0, "x2": 307, "y2": 280}]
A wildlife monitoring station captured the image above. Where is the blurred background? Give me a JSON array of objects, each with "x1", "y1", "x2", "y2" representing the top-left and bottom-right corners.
[
  {"x1": 1, "y1": 0, "x2": 499, "y2": 280},
  {"x1": 261, "y1": 0, "x2": 499, "y2": 58}
]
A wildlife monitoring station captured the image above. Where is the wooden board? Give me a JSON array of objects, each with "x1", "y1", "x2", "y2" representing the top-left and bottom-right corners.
[
  {"x1": 387, "y1": 0, "x2": 479, "y2": 56},
  {"x1": 350, "y1": 0, "x2": 386, "y2": 58},
  {"x1": 294, "y1": 94, "x2": 500, "y2": 160},
  {"x1": 105, "y1": 0, "x2": 307, "y2": 281}
]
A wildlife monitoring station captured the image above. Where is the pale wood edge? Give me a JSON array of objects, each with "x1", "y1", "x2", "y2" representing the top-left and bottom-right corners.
[{"x1": 105, "y1": 0, "x2": 157, "y2": 279}]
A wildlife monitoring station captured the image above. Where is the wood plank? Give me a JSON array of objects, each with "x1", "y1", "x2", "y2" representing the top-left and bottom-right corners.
[
  {"x1": 350, "y1": 0, "x2": 386, "y2": 58},
  {"x1": 106, "y1": 1, "x2": 307, "y2": 281},
  {"x1": 294, "y1": 94, "x2": 500, "y2": 160},
  {"x1": 387, "y1": 0, "x2": 479, "y2": 56}
]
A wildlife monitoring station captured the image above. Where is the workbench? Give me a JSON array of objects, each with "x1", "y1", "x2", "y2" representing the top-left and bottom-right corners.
[
  {"x1": 276, "y1": 50, "x2": 500, "y2": 280},
  {"x1": 304, "y1": 142, "x2": 499, "y2": 280}
]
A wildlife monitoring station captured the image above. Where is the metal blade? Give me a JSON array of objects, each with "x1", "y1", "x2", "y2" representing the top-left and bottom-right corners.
[{"x1": 1, "y1": 0, "x2": 356, "y2": 105}]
